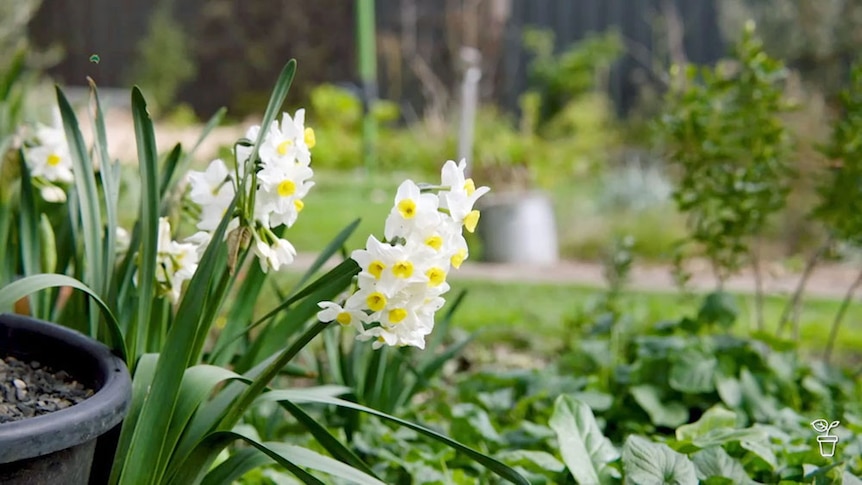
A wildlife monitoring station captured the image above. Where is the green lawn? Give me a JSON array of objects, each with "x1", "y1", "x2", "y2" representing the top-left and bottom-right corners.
[
  {"x1": 285, "y1": 170, "x2": 403, "y2": 252},
  {"x1": 444, "y1": 277, "x2": 862, "y2": 361}
]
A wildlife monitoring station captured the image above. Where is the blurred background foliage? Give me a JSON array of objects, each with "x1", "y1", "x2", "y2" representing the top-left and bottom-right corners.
[{"x1": 10, "y1": 0, "x2": 862, "y2": 264}]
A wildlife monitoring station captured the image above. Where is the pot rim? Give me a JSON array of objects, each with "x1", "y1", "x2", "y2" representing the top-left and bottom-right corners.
[{"x1": 0, "y1": 313, "x2": 131, "y2": 464}]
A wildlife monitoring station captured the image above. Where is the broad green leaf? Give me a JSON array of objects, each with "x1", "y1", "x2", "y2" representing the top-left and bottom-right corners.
[
  {"x1": 630, "y1": 384, "x2": 689, "y2": 428},
  {"x1": 549, "y1": 395, "x2": 620, "y2": 484},
  {"x1": 497, "y1": 450, "x2": 566, "y2": 473},
  {"x1": 844, "y1": 471, "x2": 862, "y2": 485},
  {"x1": 622, "y1": 435, "x2": 698, "y2": 485},
  {"x1": 697, "y1": 291, "x2": 738, "y2": 329},
  {"x1": 715, "y1": 375, "x2": 742, "y2": 408},
  {"x1": 739, "y1": 438, "x2": 778, "y2": 470},
  {"x1": 130, "y1": 86, "x2": 160, "y2": 362},
  {"x1": 452, "y1": 403, "x2": 504, "y2": 445},
  {"x1": 691, "y1": 447, "x2": 755, "y2": 484},
  {"x1": 676, "y1": 406, "x2": 737, "y2": 442},
  {"x1": 0, "y1": 274, "x2": 125, "y2": 359},
  {"x1": 739, "y1": 368, "x2": 779, "y2": 421},
  {"x1": 258, "y1": 390, "x2": 530, "y2": 485},
  {"x1": 670, "y1": 349, "x2": 717, "y2": 393}
]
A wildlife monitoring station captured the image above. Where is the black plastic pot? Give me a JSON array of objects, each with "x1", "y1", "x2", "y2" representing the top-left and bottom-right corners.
[{"x1": 0, "y1": 313, "x2": 131, "y2": 485}]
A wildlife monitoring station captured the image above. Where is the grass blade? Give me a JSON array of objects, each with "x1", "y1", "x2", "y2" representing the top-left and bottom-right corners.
[
  {"x1": 290, "y1": 218, "x2": 360, "y2": 291},
  {"x1": 200, "y1": 448, "x2": 270, "y2": 485},
  {"x1": 169, "y1": 431, "x2": 325, "y2": 485},
  {"x1": 130, "y1": 86, "x2": 160, "y2": 360},
  {"x1": 110, "y1": 353, "x2": 158, "y2": 484},
  {"x1": 88, "y1": 77, "x2": 119, "y2": 297},
  {"x1": 163, "y1": 106, "x2": 227, "y2": 202},
  {"x1": 278, "y1": 398, "x2": 380, "y2": 479},
  {"x1": 56, "y1": 86, "x2": 104, "y2": 336},
  {"x1": 243, "y1": 60, "x2": 296, "y2": 179},
  {"x1": 157, "y1": 365, "x2": 246, "y2": 478},
  {"x1": 16, "y1": 151, "x2": 45, "y2": 318}
]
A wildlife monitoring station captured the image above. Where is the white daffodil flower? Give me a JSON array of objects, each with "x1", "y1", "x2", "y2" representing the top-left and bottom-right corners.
[
  {"x1": 383, "y1": 180, "x2": 439, "y2": 241},
  {"x1": 438, "y1": 159, "x2": 489, "y2": 233},
  {"x1": 39, "y1": 184, "x2": 67, "y2": 203},
  {"x1": 188, "y1": 158, "x2": 234, "y2": 207},
  {"x1": 25, "y1": 123, "x2": 74, "y2": 183},
  {"x1": 253, "y1": 234, "x2": 297, "y2": 273},
  {"x1": 256, "y1": 163, "x2": 315, "y2": 228},
  {"x1": 258, "y1": 110, "x2": 314, "y2": 167},
  {"x1": 134, "y1": 218, "x2": 201, "y2": 304},
  {"x1": 316, "y1": 301, "x2": 367, "y2": 332}
]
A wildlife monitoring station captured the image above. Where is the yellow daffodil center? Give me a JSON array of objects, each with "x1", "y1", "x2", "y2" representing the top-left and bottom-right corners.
[
  {"x1": 426, "y1": 267, "x2": 446, "y2": 286},
  {"x1": 304, "y1": 127, "x2": 316, "y2": 148},
  {"x1": 464, "y1": 178, "x2": 476, "y2": 196},
  {"x1": 425, "y1": 235, "x2": 443, "y2": 250},
  {"x1": 366, "y1": 292, "x2": 387, "y2": 312},
  {"x1": 277, "y1": 140, "x2": 293, "y2": 156},
  {"x1": 47, "y1": 153, "x2": 62, "y2": 166},
  {"x1": 368, "y1": 260, "x2": 386, "y2": 279},
  {"x1": 335, "y1": 311, "x2": 352, "y2": 325},
  {"x1": 397, "y1": 199, "x2": 417, "y2": 219},
  {"x1": 464, "y1": 210, "x2": 480, "y2": 233},
  {"x1": 277, "y1": 180, "x2": 296, "y2": 197},
  {"x1": 392, "y1": 260, "x2": 414, "y2": 279},
  {"x1": 388, "y1": 308, "x2": 407, "y2": 324},
  {"x1": 294, "y1": 199, "x2": 304, "y2": 212},
  {"x1": 451, "y1": 249, "x2": 467, "y2": 269}
]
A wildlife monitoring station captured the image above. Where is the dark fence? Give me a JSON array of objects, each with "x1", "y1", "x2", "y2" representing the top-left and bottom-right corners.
[{"x1": 28, "y1": 0, "x2": 726, "y2": 118}]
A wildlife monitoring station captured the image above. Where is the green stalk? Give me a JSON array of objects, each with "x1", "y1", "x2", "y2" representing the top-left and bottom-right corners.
[{"x1": 356, "y1": 0, "x2": 378, "y2": 176}]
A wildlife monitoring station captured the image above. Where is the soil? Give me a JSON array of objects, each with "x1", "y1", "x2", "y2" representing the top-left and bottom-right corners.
[{"x1": 0, "y1": 355, "x2": 94, "y2": 424}]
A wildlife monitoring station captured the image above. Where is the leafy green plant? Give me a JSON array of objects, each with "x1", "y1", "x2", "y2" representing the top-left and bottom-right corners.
[
  {"x1": 657, "y1": 22, "x2": 794, "y2": 329},
  {"x1": 129, "y1": 0, "x2": 196, "y2": 116},
  {"x1": 0, "y1": 59, "x2": 528, "y2": 484},
  {"x1": 523, "y1": 28, "x2": 623, "y2": 129},
  {"x1": 807, "y1": 62, "x2": 862, "y2": 362}
]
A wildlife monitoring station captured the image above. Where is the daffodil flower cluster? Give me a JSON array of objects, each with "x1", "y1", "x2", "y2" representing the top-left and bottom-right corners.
[
  {"x1": 186, "y1": 110, "x2": 316, "y2": 273},
  {"x1": 317, "y1": 160, "x2": 489, "y2": 349},
  {"x1": 133, "y1": 110, "x2": 315, "y2": 302},
  {"x1": 22, "y1": 113, "x2": 74, "y2": 203},
  {"x1": 133, "y1": 217, "x2": 200, "y2": 303}
]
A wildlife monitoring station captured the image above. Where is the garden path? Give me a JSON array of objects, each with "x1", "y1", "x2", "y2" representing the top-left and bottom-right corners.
[{"x1": 292, "y1": 252, "x2": 860, "y2": 300}]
